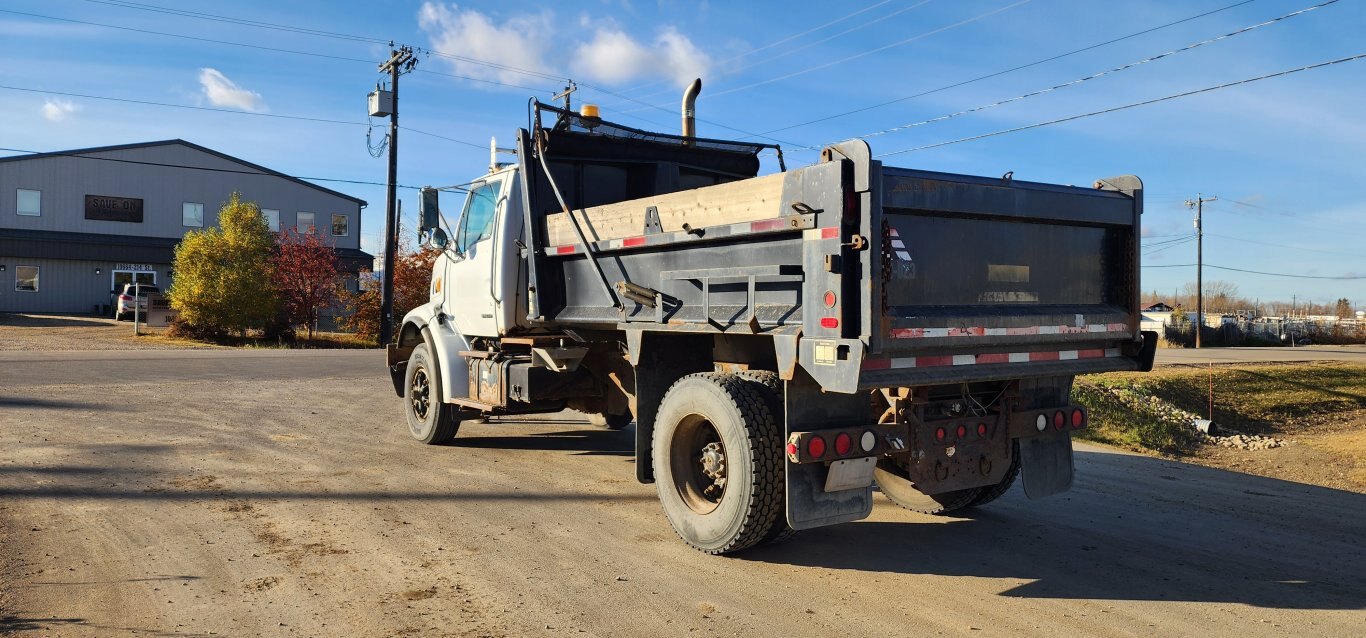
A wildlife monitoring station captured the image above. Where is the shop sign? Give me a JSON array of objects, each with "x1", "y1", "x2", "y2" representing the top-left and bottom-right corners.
[{"x1": 85, "y1": 195, "x2": 144, "y2": 223}]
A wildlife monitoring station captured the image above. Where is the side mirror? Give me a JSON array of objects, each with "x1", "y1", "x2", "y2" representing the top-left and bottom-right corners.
[
  {"x1": 418, "y1": 187, "x2": 440, "y2": 233},
  {"x1": 428, "y1": 227, "x2": 449, "y2": 250}
]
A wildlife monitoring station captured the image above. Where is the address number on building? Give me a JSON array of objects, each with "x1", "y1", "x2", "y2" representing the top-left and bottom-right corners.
[{"x1": 115, "y1": 263, "x2": 155, "y2": 271}]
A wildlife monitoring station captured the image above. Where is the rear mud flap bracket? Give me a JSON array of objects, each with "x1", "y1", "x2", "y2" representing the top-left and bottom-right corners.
[{"x1": 1020, "y1": 431, "x2": 1074, "y2": 499}]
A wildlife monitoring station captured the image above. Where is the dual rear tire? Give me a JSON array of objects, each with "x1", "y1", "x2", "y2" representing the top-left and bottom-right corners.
[{"x1": 652, "y1": 373, "x2": 790, "y2": 554}]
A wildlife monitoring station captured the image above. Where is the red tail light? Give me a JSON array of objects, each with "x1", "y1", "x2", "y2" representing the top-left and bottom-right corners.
[
  {"x1": 1053, "y1": 411, "x2": 1066, "y2": 430},
  {"x1": 822, "y1": 291, "x2": 837, "y2": 308},
  {"x1": 806, "y1": 435, "x2": 826, "y2": 459},
  {"x1": 977, "y1": 423, "x2": 987, "y2": 437},
  {"x1": 834, "y1": 432, "x2": 852, "y2": 456},
  {"x1": 820, "y1": 317, "x2": 839, "y2": 329},
  {"x1": 1072, "y1": 409, "x2": 1085, "y2": 428},
  {"x1": 956, "y1": 424, "x2": 967, "y2": 439},
  {"x1": 935, "y1": 427, "x2": 946, "y2": 443},
  {"x1": 785, "y1": 442, "x2": 798, "y2": 457}
]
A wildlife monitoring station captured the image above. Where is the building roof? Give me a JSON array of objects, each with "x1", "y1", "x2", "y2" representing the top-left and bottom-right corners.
[{"x1": 0, "y1": 139, "x2": 367, "y2": 206}]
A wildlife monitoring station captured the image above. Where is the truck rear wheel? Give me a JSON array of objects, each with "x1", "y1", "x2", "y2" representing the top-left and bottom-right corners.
[
  {"x1": 653, "y1": 373, "x2": 784, "y2": 554},
  {"x1": 733, "y1": 370, "x2": 798, "y2": 546},
  {"x1": 404, "y1": 343, "x2": 461, "y2": 445},
  {"x1": 874, "y1": 460, "x2": 983, "y2": 515}
]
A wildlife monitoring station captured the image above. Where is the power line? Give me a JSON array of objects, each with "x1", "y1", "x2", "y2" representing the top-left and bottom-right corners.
[
  {"x1": 827, "y1": 0, "x2": 1337, "y2": 148},
  {"x1": 71, "y1": 0, "x2": 782, "y2": 144},
  {"x1": 1, "y1": 9, "x2": 558, "y2": 94},
  {"x1": 632, "y1": 0, "x2": 935, "y2": 104},
  {"x1": 706, "y1": 0, "x2": 1033, "y2": 100},
  {"x1": 0, "y1": 84, "x2": 364, "y2": 126},
  {"x1": 622, "y1": 0, "x2": 905, "y2": 100},
  {"x1": 748, "y1": 0, "x2": 1259, "y2": 137},
  {"x1": 0, "y1": 84, "x2": 490, "y2": 150},
  {"x1": 1207, "y1": 233, "x2": 1364, "y2": 258},
  {"x1": 1140, "y1": 262, "x2": 1365, "y2": 280},
  {"x1": 77, "y1": 0, "x2": 387, "y2": 44},
  {"x1": 875, "y1": 51, "x2": 1366, "y2": 157},
  {"x1": 1205, "y1": 264, "x2": 1366, "y2": 280},
  {"x1": 0, "y1": 146, "x2": 424, "y2": 190}
]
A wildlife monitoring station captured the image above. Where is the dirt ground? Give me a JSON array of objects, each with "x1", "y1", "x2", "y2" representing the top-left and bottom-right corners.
[
  {"x1": 0, "y1": 313, "x2": 212, "y2": 351},
  {"x1": 2, "y1": 350, "x2": 1365, "y2": 637},
  {"x1": 1191, "y1": 411, "x2": 1366, "y2": 493}
]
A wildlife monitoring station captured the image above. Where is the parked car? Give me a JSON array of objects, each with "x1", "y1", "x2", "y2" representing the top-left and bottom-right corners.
[{"x1": 114, "y1": 283, "x2": 160, "y2": 321}]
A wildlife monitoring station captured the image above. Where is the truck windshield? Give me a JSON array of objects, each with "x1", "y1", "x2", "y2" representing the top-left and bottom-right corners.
[{"x1": 458, "y1": 181, "x2": 499, "y2": 252}]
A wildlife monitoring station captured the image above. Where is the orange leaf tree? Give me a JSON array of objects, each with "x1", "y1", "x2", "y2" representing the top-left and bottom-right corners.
[{"x1": 339, "y1": 237, "x2": 440, "y2": 343}]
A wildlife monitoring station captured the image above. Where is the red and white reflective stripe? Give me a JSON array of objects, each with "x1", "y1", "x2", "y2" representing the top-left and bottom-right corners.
[
  {"x1": 862, "y1": 348, "x2": 1122, "y2": 370},
  {"x1": 546, "y1": 215, "x2": 811, "y2": 256},
  {"x1": 888, "y1": 227, "x2": 912, "y2": 262},
  {"x1": 889, "y1": 322, "x2": 1129, "y2": 339}
]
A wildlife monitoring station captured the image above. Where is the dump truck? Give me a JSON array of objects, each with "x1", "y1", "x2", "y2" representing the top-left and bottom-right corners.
[{"x1": 386, "y1": 94, "x2": 1156, "y2": 554}]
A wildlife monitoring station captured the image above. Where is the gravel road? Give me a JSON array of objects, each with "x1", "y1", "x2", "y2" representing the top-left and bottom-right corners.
[{"x1": 2, "y1": 350, "x2": 1364, "y2": 637}]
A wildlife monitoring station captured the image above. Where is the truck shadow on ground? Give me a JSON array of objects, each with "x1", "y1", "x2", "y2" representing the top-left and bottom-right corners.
[
  {"x1": 745, "y1": 450, "x2": 1366, "y2": 611},
  {"x1": 451, "y1": 427, "x2": 634, "y2": 456}
]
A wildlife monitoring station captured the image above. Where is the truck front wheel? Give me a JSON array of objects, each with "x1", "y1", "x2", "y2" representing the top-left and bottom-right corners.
[
  {"x1": 652, "y1": 373, "x2": 784, "y2": 554},
  {"x1": 404, "y1": 343, "x2": 461, "y2": 445}
]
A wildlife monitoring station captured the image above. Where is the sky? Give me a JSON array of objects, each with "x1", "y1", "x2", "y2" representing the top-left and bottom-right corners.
[{"x1": 1, "y1": 0, "x2": 1363, "y2": 308}]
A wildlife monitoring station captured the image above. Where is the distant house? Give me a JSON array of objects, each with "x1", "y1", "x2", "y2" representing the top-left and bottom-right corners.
[{"x1": 1143, "y1": 301, "x2": 1174, "y2": 312}]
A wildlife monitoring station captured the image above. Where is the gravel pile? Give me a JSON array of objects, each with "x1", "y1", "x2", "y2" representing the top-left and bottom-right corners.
[{"x1": 1085, "y1": 382, "x2": 1287, "y2": 451}]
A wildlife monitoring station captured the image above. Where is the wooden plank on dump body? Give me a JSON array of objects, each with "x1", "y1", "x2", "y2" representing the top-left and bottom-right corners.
[{"x1": 543, "y1": 172, "x2": 787, "y2": 246}]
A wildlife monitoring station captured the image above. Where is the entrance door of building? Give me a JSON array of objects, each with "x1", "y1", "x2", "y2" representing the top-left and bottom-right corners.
[{"x1": 110, "y1": 270, "x2": 156, "y2": 314}]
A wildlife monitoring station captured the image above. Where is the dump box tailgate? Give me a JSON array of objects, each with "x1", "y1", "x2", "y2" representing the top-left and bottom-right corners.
[{"x1": 862, "y1": 167, "x2": 1142, "y2": 386}]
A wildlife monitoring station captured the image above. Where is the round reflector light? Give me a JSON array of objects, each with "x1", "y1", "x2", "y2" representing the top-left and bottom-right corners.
[
  {"x1": 834, "y1": 432, "x2": 852, "y2": 456},
  {"x1": 785, "y1": 442, "x2": 798, "y2": 457},
  {"x1": 823, "y1": 291, "x2": 837, "y2": 308},
  {"x1": 860, "y1": 430, "x2": 876, "y2": 452},
  {"x1": 977, "y1": 423, "x2": 987, "y2": 437},
  {"x1": 1054, "y1": 411, "x2": 1066, "y2": 430},
  {"x1": 935, "y1": 427, "x2": 946, "y2": 442},
  {"x1": 1035, "y1": 414, "x2": 1047, "y2": 432},
  {"x1": 1072, "y1": 409, "x2": 1084, "y2": 427},
  {"x1": 806, "y1": 435, "x2": 826, "y2": 459},
  {"x1": 956, "y1": 424, "x2": 967, "y2": 439}
]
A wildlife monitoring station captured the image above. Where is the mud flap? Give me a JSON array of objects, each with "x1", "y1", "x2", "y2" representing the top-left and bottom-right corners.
[
  {"x1": 787, "y1": 463, "x2": 873, "y2": 530},
  {"x1": 1020, "y1": 431, "x2": 1075, "y2": 499},
  {"x1": 784, "y1": 367, "x2": 872, "y2": 530}
]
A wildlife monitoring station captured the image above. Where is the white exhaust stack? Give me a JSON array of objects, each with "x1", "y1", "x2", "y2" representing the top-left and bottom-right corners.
[{"x1": 682, "y1": 78, "x2": 701, "y2": 145}]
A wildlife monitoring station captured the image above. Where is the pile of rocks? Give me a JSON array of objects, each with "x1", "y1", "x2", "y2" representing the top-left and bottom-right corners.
[
  {"x1": 1205, "y1": 432, "x2": 1285, "y2": 450},
  {"x1": 1084, "y1": 382, "x2": 1288, "y2": 451}
]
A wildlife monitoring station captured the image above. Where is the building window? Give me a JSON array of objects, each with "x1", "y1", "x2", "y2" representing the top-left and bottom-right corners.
[
  {"x1": 15, "y1": 265, "x2": 38, "y2": 292},
  {"x1": 262, "y1": 208, "x2": 280, "y2": 232},
  {"x1": 183, "y1": 202, "x2": 204, "y2": 227},
  {"x1": 297, "y1": 212, "x2": 315, "y2": 234},
  {"x1": 16, "y1": 189, "x2": 41, "y2": 216},
  {"x1": 331, "y1": 214, "x2": 348, "y2": 237}
]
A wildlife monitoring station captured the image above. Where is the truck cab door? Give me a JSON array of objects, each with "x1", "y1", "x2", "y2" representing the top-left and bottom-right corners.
[{"x1": 444, "y1": 176, "x2": 506, "y2": 338}]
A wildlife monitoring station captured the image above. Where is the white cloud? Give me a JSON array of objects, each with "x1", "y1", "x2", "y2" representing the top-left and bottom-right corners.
[
  {"x1": 198, "y1": 68, "x2": 266, "y2": 112},
  {"x1": 418, "y1": 3, "x2": 555, "y2": 86},
  {"x1": 417, "y1": 3, "x2": 709, "y2": 89},
  {"x1": 572, "y1": 26, "x2": 708, "y2": 88},
  {"x1": 41, "y1": 99, "x2": 78, "y2": 122}
]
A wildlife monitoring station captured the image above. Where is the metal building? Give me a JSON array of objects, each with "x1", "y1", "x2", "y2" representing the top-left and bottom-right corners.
[{"x1": 0, "y1": 140, "x2": 372, "y2": 317}]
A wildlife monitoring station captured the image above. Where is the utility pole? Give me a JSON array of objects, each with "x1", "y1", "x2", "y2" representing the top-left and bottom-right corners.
[
  {"x1": 1185, "y1": 194, "x2": 1216, "y2": 348},
  {"x1": 378, "y1": 45, "x2": 417, "y2": 346},
  {"x1": 553, "y1": 80, "x2": 577, "y2": 111}
]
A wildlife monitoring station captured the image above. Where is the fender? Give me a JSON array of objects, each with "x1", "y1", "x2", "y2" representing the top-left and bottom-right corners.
[{"x1": 391, "y1": 305, "x2": 471, "y2": 404}]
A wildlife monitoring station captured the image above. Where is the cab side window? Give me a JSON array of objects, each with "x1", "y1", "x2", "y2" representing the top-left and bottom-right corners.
[{"x1": 457, "y1": 181, "x2": 500, "y2": 253}]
